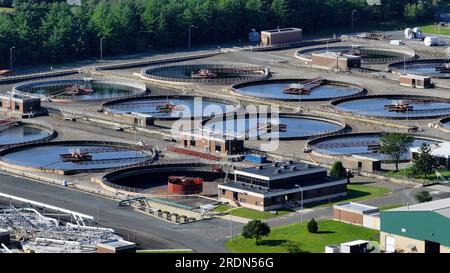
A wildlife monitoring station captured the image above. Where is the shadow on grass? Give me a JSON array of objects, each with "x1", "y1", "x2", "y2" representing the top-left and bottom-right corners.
[
  {"x1": 349, "y1": 181, "x2": 375, "y2": 186},
  {"x1": 315, "y1": 231, "x2": 336, "y2": 234},
  {"x1": 259, "y1": 240, "x2": 288, "y2": 247},
  {"x1": 346, "y1": 189, "x2": 371, "y2": 199},
  {"x1": 304, "y1": 189, "x2": 370, "y2": 208}
]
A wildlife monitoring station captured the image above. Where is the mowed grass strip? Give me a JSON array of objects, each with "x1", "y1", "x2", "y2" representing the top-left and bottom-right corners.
[
  {"x1": 136, "y1": 249, "x2": 193, "y2": 253},
  {"x1": 421, "y1": 23, "x2": 450, "y2": 36},
  {"x1": 226, "y1": 220, "x2": 379, "y2": 253},
  {"x1": 309, "y1": 183, "x2": 391, "y2": 208},
  {"x1": 231, "y1": 207, "x2": 292, "y2": 220}
]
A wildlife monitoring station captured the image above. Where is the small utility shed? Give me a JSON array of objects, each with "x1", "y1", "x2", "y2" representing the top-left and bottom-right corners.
[
  {"x1": 96, "y1": 240, "x2": 137, "y2": 253},
  {"x1": 333, "y1": 202, "x2": 380, "y2": 230},
  {"x1": 380, "y1": 198, "x2": 450, "y2": 253},
  {"x1": 260, "y1": 28, "x2": 302, "y2": 46},
  {"x1": 399, "y1": 74, "x2": 432, "y2": 89},
  {"x1": 343, "y1": 155, "x2": 382, "y2": 173}
]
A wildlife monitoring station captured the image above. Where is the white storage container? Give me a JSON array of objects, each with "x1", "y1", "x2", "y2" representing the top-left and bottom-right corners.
[
  {"x1": 424, "y1": 36, "x2": 439, "y2": 46},
  {"x1": 325, "y1": 245, "x2": 340, "y2": 253}
]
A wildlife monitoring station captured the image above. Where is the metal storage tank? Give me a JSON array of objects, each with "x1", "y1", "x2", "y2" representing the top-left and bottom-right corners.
[
  {"x1": 424, "y1": 36, "x2": 439, "y2": 47},
  {"x1": 404, "y1": 28, "x2": 414, "y2": 39}
]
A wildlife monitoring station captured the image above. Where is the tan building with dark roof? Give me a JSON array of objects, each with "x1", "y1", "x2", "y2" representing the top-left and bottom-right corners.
[{"x1": 260, "y1": 28, "x2": 302, "y2": 46}]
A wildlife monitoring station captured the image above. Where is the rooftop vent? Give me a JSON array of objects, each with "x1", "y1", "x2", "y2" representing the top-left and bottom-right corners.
[
  {"x1": 272, "y1": 162, "x2": 279, "y2": 167},
  {"x1": 307, "y1": 164, "x2": 314, "y2": 168},
  {"x1": 288, "y1": 160, "x2": 294, "y2": 164},
  {"x1": 256, "y1": 166, "x2": 263, "y2": 170},
  {"x1": 274, "y1": 169, "x2": 282, "y2": 174},
  {"x1": 283, "y1": 164, "x2": 289, "y2": 169},
  {"x1": 290, "y1": 166, "x2": 297, "y2": 172}
]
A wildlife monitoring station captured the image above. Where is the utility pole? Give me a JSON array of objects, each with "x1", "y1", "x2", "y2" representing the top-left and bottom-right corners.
[
  {"x1": 189, "y1": 25, "x2": 195, "y2": 49},
  {"x1": 351, "y1": 10, "x2": 357, "y2": 34},
  {"x1": 100, "y1": 37, "x2": 106, "y2": 61},
  {"x1": 96, "y1": 188, "x2": 100, "y2": 222},
  {"x1": 10, "y1": 46, "x2": 15, "y2": 71},
  {"x1": 295, "y1": 184, "x2": 304, "y2": 224},
  {"x1": 229, "y1": 207, "x2": 233, "y2": 242}
]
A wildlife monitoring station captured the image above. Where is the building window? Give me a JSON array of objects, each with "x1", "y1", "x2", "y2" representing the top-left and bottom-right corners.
[
  {"x1": 221, "y1": 189, "x2": 225, "y2": 195},
  {"x1": 15, "y1": 104, "x2": 20, "y2": 111}
]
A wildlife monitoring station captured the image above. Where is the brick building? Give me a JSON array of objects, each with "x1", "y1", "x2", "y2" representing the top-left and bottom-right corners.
[
  {"x1": 0, "y1": 94, "x2": 42, "y2": 116},
  {"x1": 260, "y1": 28, "x2": 302, "y2": 46},
  {"x1": 218, "y1": 161, "x2": 347, "y2": 211},
  {"x1": 311, "y1": 52, "x2": 361, "y2": 71},
  {"x1": 178, "y1": 130, "x2": 244, "y2": 156}
]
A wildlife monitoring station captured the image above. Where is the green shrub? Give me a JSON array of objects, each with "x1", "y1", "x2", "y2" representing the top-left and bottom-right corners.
[
  {"x1": 284, "y1": 241, "x2": 301, "y2": 253},
  {"x1": 330, "y1": 161, "x2": 347, "y2": 178},
  {"x1": 307, "y1": 218, "x2": 319, "y2": 233}
]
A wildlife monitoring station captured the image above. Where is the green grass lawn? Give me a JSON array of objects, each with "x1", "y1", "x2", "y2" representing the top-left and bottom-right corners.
[
  {"x1": 379, "y1": 203, "x2": 403, "y2": 211},
  {"x1": 308, "y1": 183, "x2": 391, "y2": 208},
  {"x1": 420, "y1": 23, "x2": 450, "y2": 36},
  {"x1": 137, "y1": 249, "x2": 193, "y2": 253},
  {"x1": 386, "y1": 167, "x2": 450, "y2": 182},
  {"x1": 225, "y1": 220, "x2": 379, "y2": 253},
  {"x1": 212, "y1": 204, "x2": 232, "y2": 213},
  {"x1": 231, "y1": 207, "x2": 292, "y2": 220}
]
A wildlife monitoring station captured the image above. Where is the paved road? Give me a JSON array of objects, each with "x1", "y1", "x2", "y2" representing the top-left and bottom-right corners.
[{"x1": 0, "y1": 172, "x2": 234, "y2": 253}]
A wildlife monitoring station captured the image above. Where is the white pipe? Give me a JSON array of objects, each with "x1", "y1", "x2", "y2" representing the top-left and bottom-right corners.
[
  {"x1": 65, "y1": 223, "x2": 115, "y2": 233},
  {"x1": 1, "y1": 244, "x2": 12, "y2": 253},
  {"x1": 35, "y1": 237, "x2": 81, "y2": 246},
  {"x1": 19, "y1": 208, "x2": 59, "y2": 227},
  {"x1": 0, "y1": 193, "x2": 94, "y2": 220}
]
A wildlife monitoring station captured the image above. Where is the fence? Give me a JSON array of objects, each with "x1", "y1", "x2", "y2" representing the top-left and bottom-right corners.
[
  {"x1": 12, "y1": 76, "x2": 147, "y2": 101},
  {"x1": 141, "y1": 61, "x2": 270, "y2": 85},
  {"x1": 101, "y1": 159, "x2": 219, "y2": 194},
  {"x1": 0, "y1": 69, "x2": 79, "y2": 85},
  {"x1": 296, "y1": 43, "x2": 416, "y2": 65},
  {"x1": 241, "y1": 37, "x2": 341, "y2": 52},
  {"x1": 95, "y1": 51, "x2": 222, "y2": 71}
]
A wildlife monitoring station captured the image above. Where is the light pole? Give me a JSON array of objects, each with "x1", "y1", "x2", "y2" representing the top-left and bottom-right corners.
[
  {"x1": 96, "y1": 188, "x2": 100, "y2": 222},
  {"x1": 295, "y1": 184, "x2": 303, "y2": 224},
  {"x1": 188, "y1": 25, "x2": 195, "y2": 49},
  {"x1": 100, "y1": 37, "x2": 106, "y2": 61},
  {"x1": 9, "y1": 46, "x2": 15, "y2": 71},
  {"x1": 229, "y1": 207, "x2": 233, "y2": 242},
  {"x1": 351, "y1": 10, "x2": 357, "y2": 34}
]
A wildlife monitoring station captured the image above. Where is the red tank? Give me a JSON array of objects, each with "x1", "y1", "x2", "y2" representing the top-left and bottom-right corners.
[{"x1": 167, "y1": 176, "x2": 203, "y2": 195}]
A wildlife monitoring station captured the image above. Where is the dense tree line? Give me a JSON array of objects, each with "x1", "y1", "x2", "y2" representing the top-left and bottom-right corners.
[{"x1": 0, "y1": 0, "x2": 445, "y2": 68}]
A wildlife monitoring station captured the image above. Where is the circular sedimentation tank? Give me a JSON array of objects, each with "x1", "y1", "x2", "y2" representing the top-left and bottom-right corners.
[
  {"x1": 13, "y1": 77, "x2": 147, "y2": 102},
  {"x1": 141, "y1": 62, "x2": 269, "y2": 84},
  {"x1": 307, "y1": 132, "x2": 441, "y2": 160},
  {"x1": 102, "y1": 163, "x2": 224, "y2": 194},
  {"x1": 0, "y1": 121, "x2": 55, "y2": 147},
  {"x1": 388, "y1": 59, "x2": 450, "y2": 78},
  {"x1": 332, "y1": 95, "x2": 450, "y2": 119},
  {"x1": 231, "y1": 79, "x2": 365, "y2": 101},
  {"x1": 201, "y1": 114, "x2": 346, "y2": 140},
  {"x1": 296, "y1": 45, "x2": 416, "y2": 64},
  {"x1": 102, "y1": 95, "x2": 238, "y2": 119},
  {"x1": 0, "y1": 141, "x2": 155, "y2": 174}
]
